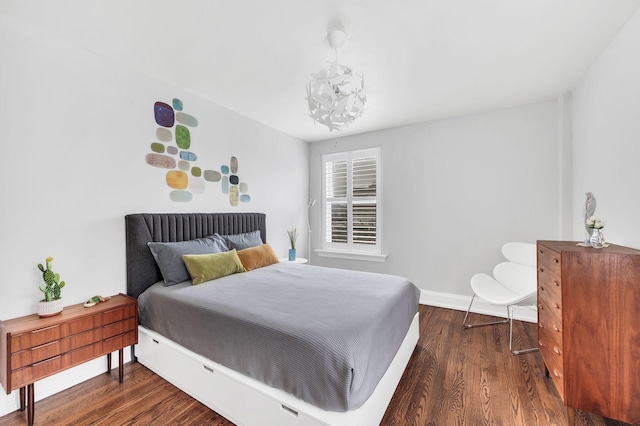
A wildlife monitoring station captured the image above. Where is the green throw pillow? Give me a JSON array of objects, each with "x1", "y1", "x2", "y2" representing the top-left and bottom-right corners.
[{"x1": 182, "y1": 249, "x2": 246, "y2": 285}]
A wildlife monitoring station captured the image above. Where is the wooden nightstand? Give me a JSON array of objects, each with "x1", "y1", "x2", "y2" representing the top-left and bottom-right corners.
[{"x1": 0, "y1": 293, "x2": 138, "y2": 426}]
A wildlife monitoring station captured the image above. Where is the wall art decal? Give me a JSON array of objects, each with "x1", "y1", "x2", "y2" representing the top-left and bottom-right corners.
[
  {"x1": 146, "y1": 98, "x2": 251, "y2": 205},
  {"x1": 154, "y1": 102, "x2": 175, "y2": 127}
]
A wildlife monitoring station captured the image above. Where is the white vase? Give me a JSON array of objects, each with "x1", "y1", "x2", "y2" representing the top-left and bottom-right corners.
[
  {"x1": 590, "y1": 228, "x2": 605, "y2": 249},
  {"x1": 38, "y1": 298, "x2": 64, "y2": 317}
]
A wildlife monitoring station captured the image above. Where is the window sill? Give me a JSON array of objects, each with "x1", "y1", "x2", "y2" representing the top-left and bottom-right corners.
[{"x1": 315, "y1": 249, "x2": 388, "y2": 263}]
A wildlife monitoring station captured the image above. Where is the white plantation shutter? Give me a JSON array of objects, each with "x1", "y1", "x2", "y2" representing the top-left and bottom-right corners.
[{"x1": 323, "y1": 148, "x2": 381, "y2": 253}]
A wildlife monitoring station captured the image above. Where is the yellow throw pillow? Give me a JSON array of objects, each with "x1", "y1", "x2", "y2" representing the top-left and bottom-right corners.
[
  {"x1": 182, "y1": 249, "x2": 246, "y2": 285},
  {"x1": 236, "y1": 243, "x2": 280, "y2": 271}
]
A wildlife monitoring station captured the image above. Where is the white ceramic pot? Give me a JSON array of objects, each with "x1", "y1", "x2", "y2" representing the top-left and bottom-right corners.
[{"x1": 38, "y1": 298, "x2": 64, "y2": 317}]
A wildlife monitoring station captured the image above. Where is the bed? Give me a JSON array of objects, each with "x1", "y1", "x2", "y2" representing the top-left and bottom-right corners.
[{"x1": 126, "y1": 213, "x2": 420, "y2": 426}]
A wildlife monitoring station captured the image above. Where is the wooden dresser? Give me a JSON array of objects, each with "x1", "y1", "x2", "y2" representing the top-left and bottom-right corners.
[
  {"x1": 0, "y1": 294, "x2": 138, "y2": 426},
  {"x1": 537, "y1": 241, "x2": 640, "y2": 425}
]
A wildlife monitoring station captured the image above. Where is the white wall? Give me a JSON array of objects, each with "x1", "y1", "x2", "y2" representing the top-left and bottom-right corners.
[
  {"x1": 309, "y1": 100, "x2": 562, "y2": 296},
  {"x1": 572, "y1": 9, "x2": 640, "y2": 249},
  {"x1": 0, "y1": 13, "x2": 308, "y2": 414}
]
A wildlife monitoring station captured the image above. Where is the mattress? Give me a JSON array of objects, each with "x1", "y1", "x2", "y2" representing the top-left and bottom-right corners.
[{"x1": 138, "y1": 262, "x2": 419, "y2": 411}]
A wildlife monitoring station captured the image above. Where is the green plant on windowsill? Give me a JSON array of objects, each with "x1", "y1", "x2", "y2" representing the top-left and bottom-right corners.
[{"x1": 37, "y1": 256, "x2": 66, "y2": 302}]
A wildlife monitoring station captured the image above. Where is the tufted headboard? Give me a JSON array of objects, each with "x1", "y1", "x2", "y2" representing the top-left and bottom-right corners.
[{"x1": 125, "y1": 213, "x2": 266, "y2": 299}]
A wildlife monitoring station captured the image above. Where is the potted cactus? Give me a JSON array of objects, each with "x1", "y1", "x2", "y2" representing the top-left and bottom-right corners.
[{"x1": 37, "y1": 256, "x2": 66, "y2": 317}]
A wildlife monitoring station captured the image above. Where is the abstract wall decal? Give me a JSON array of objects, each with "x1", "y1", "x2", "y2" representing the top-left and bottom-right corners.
[
  {"x1": 154, "y1": 102, "x2": 175, "y2": 127},
  {"x1": 221, "y1": 176, "x2": 229, "y2": 194},
  {"x1": 170, "y1": 190, "x2": 192, "y2": 202},
  {"x1": 203, "y1": 170, "x2": 222, "y2": 182},
  {"x1": 145, "y1": 153, "x2": 176, "y2": 169},
  {"x1": 156, "y1": 128, "x2": 172, "y2": 142},
  {"x1": 151, "y1": 142, "x2": 165, "y2": 153},
  {"x1": 147, "y1": 98, "x2": 251, "y2": 205},
  {"x1": 176, "y1": 112, "x2": 198, "y2": 127},
  {"x1": 229, "y1": 186, "x2": 239, "y2": 207},
  {"x1": 175, "y1": 125, "x2": 191, "y2": 149},
  {"x1": 179, "y1": 151, "x2": 197, "y2": 161},
  {"x1": 166, "y1": 170, "x2": 188, "y2": 189}
]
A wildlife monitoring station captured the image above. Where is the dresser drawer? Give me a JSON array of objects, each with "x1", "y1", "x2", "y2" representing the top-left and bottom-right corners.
[
  {"x1": 103, "y1": 318, "x2": 136, "y2": 340},
  {"x1": 10, "y1": 315, "x2": 101, "y2": 353},
  {"x1": 11, "y1": 353, "x2": 67, "y2": 389},
  {"x1": 103, "y1": 330, "x2": 136, "y2": 353},
  {"x1": 10, "y1": 340, "x2": 63, "y2": 370},
  {"x1": 537, "y1": 246, "x2": 561, "y2": 275},
  {"x1": 537, "y1": 270, "x2": 561, "y2": 307},
  {"x1": 10, "y1": 324, "x2": 62, "y2": 353},
  {"x1": 102, "y1": 304, "x2": 136, "y2": 326},
  {"x1": 541, "y1": 348, "x2": 565, "y2": 401}
]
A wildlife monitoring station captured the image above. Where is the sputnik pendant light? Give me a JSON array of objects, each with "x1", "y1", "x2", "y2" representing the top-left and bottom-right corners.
[{"x1": 306, "y1": 28, "x2": 367, "y2": 132}]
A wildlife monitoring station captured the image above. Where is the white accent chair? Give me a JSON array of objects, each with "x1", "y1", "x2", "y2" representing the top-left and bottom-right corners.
[{"x1": 463, "y1": 242, "x2": 538, "y2": 355}]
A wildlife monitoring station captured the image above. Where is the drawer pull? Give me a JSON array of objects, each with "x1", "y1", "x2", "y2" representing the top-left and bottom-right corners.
[
  {"x1": 539, "y1": 286, "x2": 544, "y2": 291},
  {"x1": 553, "y1": 325, "x2": 560, "y2": 332},
  {"x1": 538, "y1": 249, "x2": 543, "y2": 254},
  {"x1": 553, "y1": 258, "x2": 559, "y2": 264},
  {"x1": 31, "y1": 324, "x2": 59, "y2": 334},
  {"x1": 539, "y1": 268, "x2": 544, "y2": 273},
  {"x1": 538, "y1": 323, "x2": 544, "y2": 329},
  {"x1": 538, "y1": 340, "x2": 546, "y2": 347},
  {"x1": 538, "y1": 304, "x2": 544, "y2": 310},
  {"x1": 553, "y1": 347, "x2": 562, "y2": 355},
  {"x1": 554, "y1": 281, "x2": 560, "y2": 287},
  {"x1": 553, "y1": 303, "x2": 560, "y2": 309},
  {"x1": 33, "y1": 354, "x2": 61, "y2": 366},
  {"x1": 553, "y1": 369, "x2": 562, "y2": 378}
]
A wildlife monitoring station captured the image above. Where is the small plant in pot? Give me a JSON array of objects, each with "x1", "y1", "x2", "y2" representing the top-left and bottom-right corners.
[
  {"x1": 37, "y1": 256, "x2": 66, "y2": 317},
  {"x1": 287, "y1": 227, "x2": 298, "y2": 261}
]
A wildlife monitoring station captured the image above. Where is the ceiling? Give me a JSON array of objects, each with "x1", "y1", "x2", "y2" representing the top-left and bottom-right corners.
[{"x1": 2, "y1": 0, "x2": 639, "y2": 142}]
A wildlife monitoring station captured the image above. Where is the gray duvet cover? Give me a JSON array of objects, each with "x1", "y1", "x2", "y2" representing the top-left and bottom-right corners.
[{"x1": 138, "y1": 262, "x2": 419, "y2": 411}]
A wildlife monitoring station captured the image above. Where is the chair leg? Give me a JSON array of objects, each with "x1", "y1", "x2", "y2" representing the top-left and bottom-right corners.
[
  {"x1": 463, "y1": 294, "x2": 509, "y2": 329},
  {"x1": 508, "y1": 305, "x2": 538, "y2": 355}
]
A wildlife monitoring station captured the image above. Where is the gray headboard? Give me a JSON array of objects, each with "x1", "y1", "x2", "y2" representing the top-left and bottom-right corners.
[{"x1": 125, "y1": 213, "x2": 266, "y2": 299}]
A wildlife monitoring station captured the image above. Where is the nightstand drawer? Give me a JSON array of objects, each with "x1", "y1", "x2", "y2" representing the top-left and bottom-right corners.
[
  {"x1": 11, "y1": 340, "x2": 63, "y2": 369},
  {"x1": 11, "y1": 324, "x2": 62, "y2": 352},
  {"x1": 103, "y1": 318, "x2": 136, "y2": 339},
  {"x1": 102, "y1": 304, "x2": 136, "y2": 326},
  {"x1": 11, "y1": 354, "x2": 66, "y2": 389},
  {"x1": 103, "y1": 330, "x2": 136, "y2": 353}
]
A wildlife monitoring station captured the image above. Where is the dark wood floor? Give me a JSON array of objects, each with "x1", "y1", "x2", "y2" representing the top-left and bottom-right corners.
[{"x1": 0, "y1": 305, "x2": 632, "y2": 425}]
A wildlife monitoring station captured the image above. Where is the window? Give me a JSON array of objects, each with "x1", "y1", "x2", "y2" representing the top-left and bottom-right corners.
[{"x1": 321, "y1": 147, "x2": 383, "y2": 259}]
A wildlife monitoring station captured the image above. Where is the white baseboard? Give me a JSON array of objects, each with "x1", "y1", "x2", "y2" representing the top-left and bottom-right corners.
[{"x1": 419, "y1": 290, "x2": 537, "y2": 323}]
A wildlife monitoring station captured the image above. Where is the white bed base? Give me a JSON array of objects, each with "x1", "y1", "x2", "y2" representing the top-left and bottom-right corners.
[{"x1": 135, "y1": 312, "x2": 419, "y2": 426}]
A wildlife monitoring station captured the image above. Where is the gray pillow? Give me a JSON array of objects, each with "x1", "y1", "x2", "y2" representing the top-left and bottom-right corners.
[
  {"x1": 147, "y1": 234, "x2": 229, "y2": 286},
  {"x1": 222, "y1": 230, "x2": 263, "y2": 250}
]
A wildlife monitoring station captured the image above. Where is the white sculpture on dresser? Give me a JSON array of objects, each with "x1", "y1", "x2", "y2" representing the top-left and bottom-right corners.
[{"x1": 584, "y1": 192, "x2": 597, "y2": 243}]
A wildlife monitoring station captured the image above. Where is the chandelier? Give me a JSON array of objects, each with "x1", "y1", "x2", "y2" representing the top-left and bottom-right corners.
[{"x1": 306, "y1": 29, "x2": 367, "y2": 132}]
